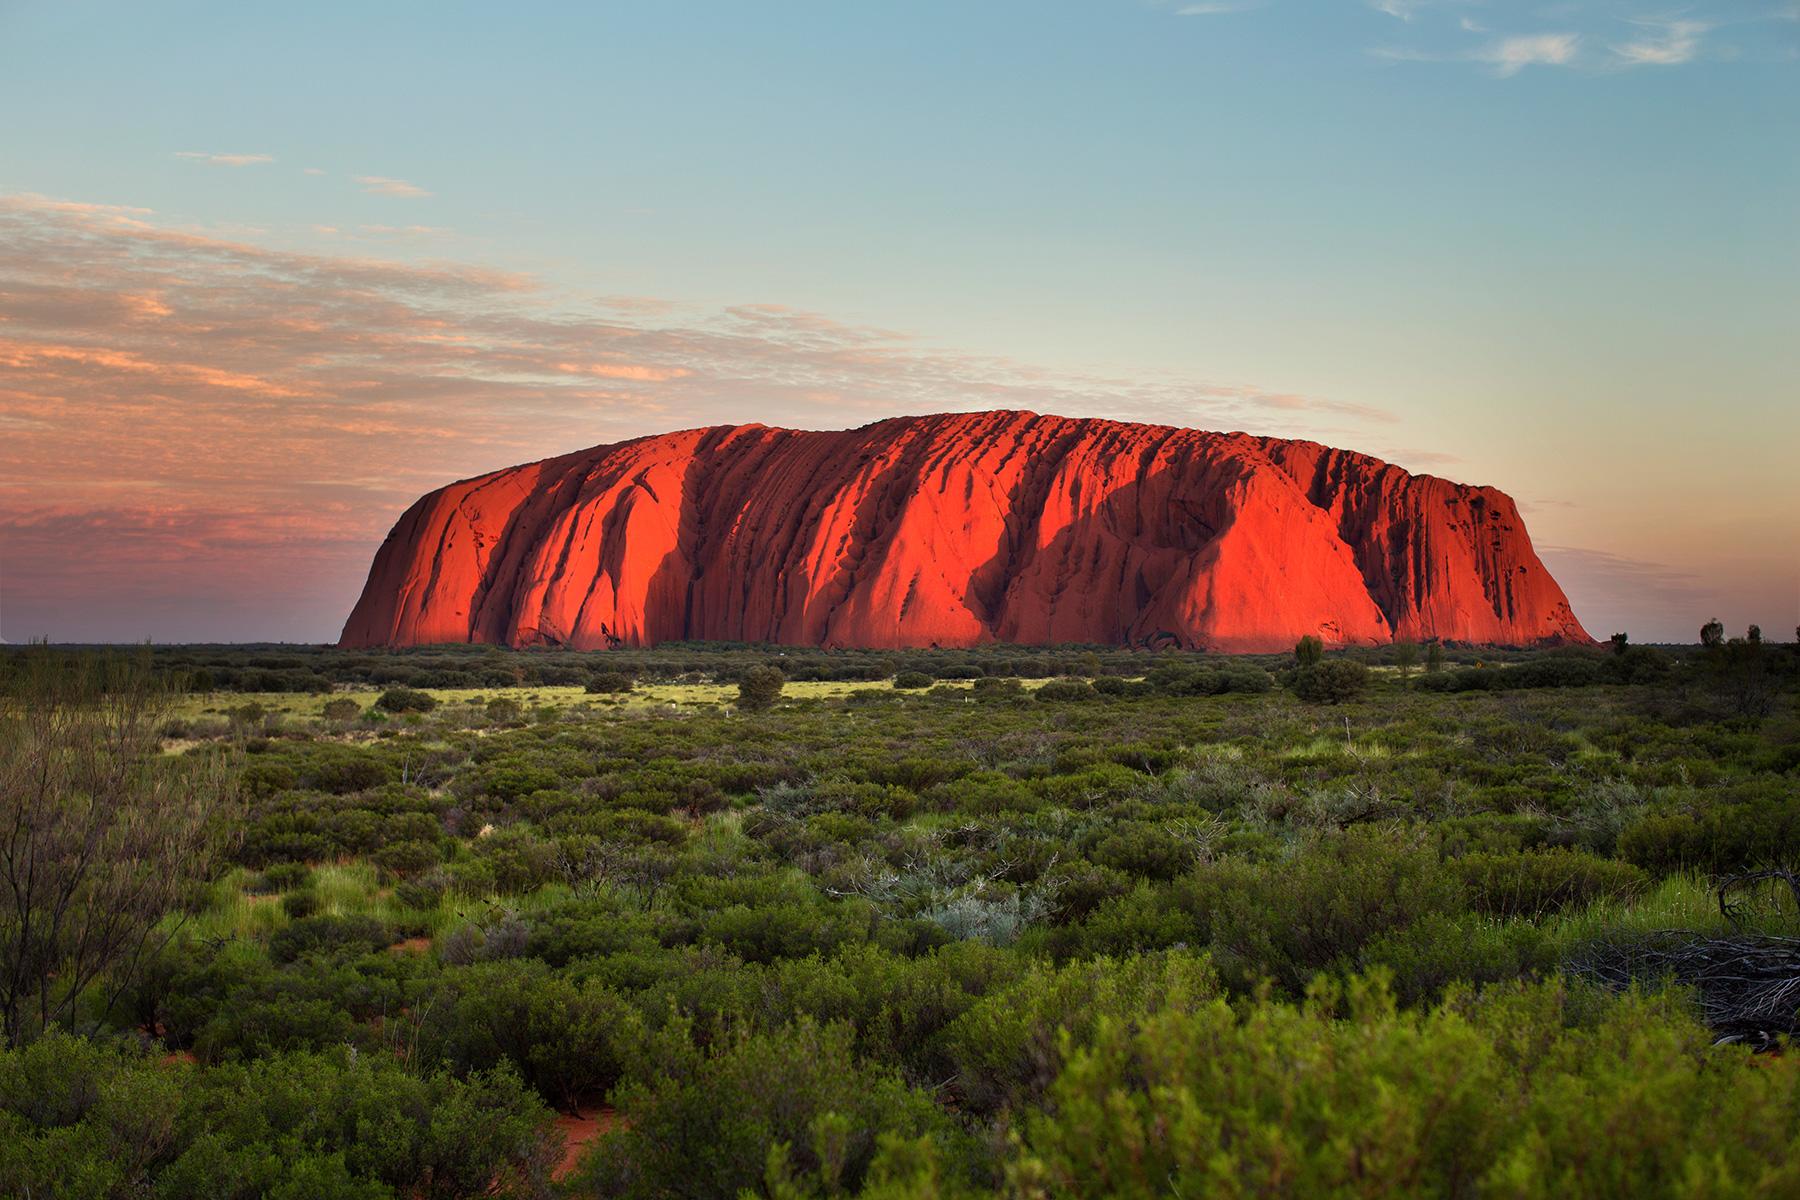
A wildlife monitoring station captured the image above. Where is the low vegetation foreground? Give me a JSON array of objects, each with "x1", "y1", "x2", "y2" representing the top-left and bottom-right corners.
[{"x1": 3, "y1": 635, "x2": 1798, "y2": 1198}]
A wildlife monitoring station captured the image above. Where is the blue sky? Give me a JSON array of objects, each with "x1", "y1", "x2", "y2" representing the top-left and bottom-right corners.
[{"x1": 1, "y1": 0, "x2": 1795, "y2": 642}]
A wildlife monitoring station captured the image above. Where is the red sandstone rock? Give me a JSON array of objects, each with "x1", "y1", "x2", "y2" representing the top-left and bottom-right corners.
[{"x1": 338, "y1": 411, "x2": 1590, "y2": 652}]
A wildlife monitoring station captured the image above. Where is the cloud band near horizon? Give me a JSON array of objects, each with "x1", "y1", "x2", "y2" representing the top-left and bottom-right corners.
[{"x1": 0, "y1": 192, "x2": 1476, "y2": 643}]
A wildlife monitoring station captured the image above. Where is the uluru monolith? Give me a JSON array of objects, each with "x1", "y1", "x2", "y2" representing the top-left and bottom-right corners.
[{"x1": 339, "y1": 411, "x2": 1589, "y2": 652}]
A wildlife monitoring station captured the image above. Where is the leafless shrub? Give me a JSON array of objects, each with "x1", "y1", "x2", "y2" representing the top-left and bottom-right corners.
[{"x1": 0, "y1": 648, "x2": 239, "y2": 1046}]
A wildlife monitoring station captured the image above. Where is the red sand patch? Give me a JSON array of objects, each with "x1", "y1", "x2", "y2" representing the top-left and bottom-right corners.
[
  {"x1": 387, "y1": 936, "x2": 433, "y2": 955},
  {"x1": 553, "y1": 1107, "x2": 624, "y2": 1181}
]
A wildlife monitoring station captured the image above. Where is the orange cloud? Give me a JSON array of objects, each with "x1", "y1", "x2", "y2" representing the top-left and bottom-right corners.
[
  {"x1": 353, "y1": 175, "x2": 431, "y2": 198},
  {"x1": 553, "y1": 362, "x2": 693, "y2": 382},
  {"x1": 0, "y1": 191, "x2": 1392, "y2": 641}
]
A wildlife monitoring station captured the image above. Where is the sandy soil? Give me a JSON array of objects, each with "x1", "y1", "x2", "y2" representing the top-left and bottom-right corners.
[{"x1": 553, "y1": 1106, "x2": 625, "y2": 1181}]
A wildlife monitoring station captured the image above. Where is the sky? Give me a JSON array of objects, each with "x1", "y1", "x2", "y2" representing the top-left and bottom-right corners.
[{"x1": 1, "y1": 0, "x2": 1795, "y2": 645}]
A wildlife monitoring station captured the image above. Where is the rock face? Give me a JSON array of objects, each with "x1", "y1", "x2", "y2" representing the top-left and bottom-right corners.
[{"x1": 339, "y1": 411, "x2": 1589, "y2": 652}]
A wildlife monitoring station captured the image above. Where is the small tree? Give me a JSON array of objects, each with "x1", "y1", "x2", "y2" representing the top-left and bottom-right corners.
[
  {"x1": 1392, "y1": 642, "x2": 1419, "y2": 678},
  {"x1": 0, "y1": 650, "x2": 239, "y2": 1046},
  {"x1": 1425, "y1": 643, "x2": 1445, "y2": 673},
  {"x1": 1609, "y1": 633, "x2": 1629, "y2": 655},
  {"x1": 1700, "y1": 618, "x2": 1725, "y2": 648},
  {"x1": 1292, "y1": 660, "x2": 1370, "y2": 704},
  {"x1": 1295, "y1": 636, "x2": 1325, "y2": 668},
  {"x1": 737, "y1": 666, "x2": 785, "y2": 713}
]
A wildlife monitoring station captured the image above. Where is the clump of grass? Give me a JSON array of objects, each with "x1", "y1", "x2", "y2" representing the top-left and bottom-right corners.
[
  {"x1": 1547, "y1": 873, "x2": 1730, "y2": 954},
  {"x1": 311, "y1": 862, "x2": 383, "y2": 914}
]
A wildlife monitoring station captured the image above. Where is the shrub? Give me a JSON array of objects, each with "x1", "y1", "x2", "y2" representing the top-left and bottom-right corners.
[
  {"x1": 321, "y1": 698, "x2": 361, "y2": 723},
  {"x1": 942, "y1": 951, "x2": 1220, "y2": 1114},
  {"x1": 0, "y1": 1036, "x2": 554, "y2": 1199},
  {"x1": 737, "y1": 666, "x2": 786, "y2": 712},
  {"x1": 280, "y1": 890, "x2": 321, "y2": 920},
  {"x1": 393, "y1": 871, "x2": 448, "y2": 911},
  {"x1": 1036, "y1": 679, "x2": 1098, "y2": 703},
  {"x1": 1454, "y1": 848, "x2": 1648, "y2": 918},
  {"x1": 484, "y1": 696, "x2": 523, "y2": 723},
  {"x1": 585, "y1": 671, "x2": 635, "y2": 694},
  {"x1": 439, "y1": 914, "x2": 530, "y2": 966},
  {"x1": 893, "y1": 671, "x2": 934, "y2": 690},
  {"x1": 1190, "y1": 825, "x2": 1464, "y2": 993},
  {"x1": 1007, "y1": 975, "x2": 1800, "y2": 1198},
  {"x1": 268, "y1": 915, "x2": 391, "y2": 964},
  {"x1": 1292, "y1": 659, "x2": 1370, "y2": 704},
  {"x1": 373, "y1": 838, "x2": 442, "y2": 878},
  {"x1": 577, "y1": 1020, "x2": 966, "y2": 1198},
  {"x1": 1362, "y1": 912, "x2": 1553, "y2": 1005},
  {"x1": 254, "y1": 862, "x2": 313, "y2": 893},
  {"x1": 413, "y1": 962, "x2": 642, "y2": 1110},
  {"x1": 374, "y1": 687, "x2": 437, "y2": 714}
]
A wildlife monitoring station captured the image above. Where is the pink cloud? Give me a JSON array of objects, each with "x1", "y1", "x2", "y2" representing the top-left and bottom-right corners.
[
  {"x1": 0, "y1": 192, "x2": 1401, "y2": 642},
  {"x1": 353, "y1": 175, "x2": 431, "y2": 198}
]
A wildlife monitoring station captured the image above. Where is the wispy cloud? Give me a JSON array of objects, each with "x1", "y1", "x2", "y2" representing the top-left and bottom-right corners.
[
  {"x1": 353, "y1": 175, "x2": 431, "y2": 198},
  {"x1": 1173, "y1": 2, "x2": 1252, "y2": 14},
  {"x1": 1368, "y1": 7, "x2": 1758, "y2": 76},
  {"x1": 1611, "y1": 18, "x2": 1708, "y2": 66},
  {"x1": 352, "y1": 224, "x2": 452, "y2": 238},
  {"x1": 1250, "y1": 392, "x2": 1398, "y2": 423},
  {"x1": 1371, "y1": 0, "x2": 1428, "y2": 20},
  {"x1": 174, "y1": 151, "x2": 275, "y2": 167},
  {"x1": 1480, "y1": 33, "x2": 1581, "y2": 76},
  {"x1": 302, "y1": 166, "x2": 327, "y2": 176},
  {"x1": 0, "y1": 192, "x2": 1410, "y2": 641},
  {"x1": 1370, "y1": 31, "x2": 1583, "y2": 75}
]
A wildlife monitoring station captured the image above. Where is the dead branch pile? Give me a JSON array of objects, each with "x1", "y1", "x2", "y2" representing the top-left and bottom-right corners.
[{"x1": 1568, "y1": 869, "x2": 1800, "y2": 1050}]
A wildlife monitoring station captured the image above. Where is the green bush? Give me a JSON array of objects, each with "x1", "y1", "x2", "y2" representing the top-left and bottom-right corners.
[
  {"x1": 941, "y1": 951, "x2": 1219, "y2": 1114},
  {"x1": 280, "y1": 889, "x2": 320, "y2": 920},
  {"x1": 321, "y1": 697, "x2": 361, "y2": 722},
  {"x1": 1008, "y1": 974, "x2": 1800, "y2": 1198},
  {"x1": 254, "y1": 862, "x2": 313, "y2": 893},
  {"x1": 374, "y1": 687, "x2": 438, "y2": 714},
  {"x1": 413, "y1": 962, "x2": 642, "y2": 1110},
  {"x1": 1036, "y1": 679, "x2": 1098, "y2": 702},
  {"x1": 971, "y1": 677, "x2": 1025, "y2": 701},
  {"x1": 1454, "y1": 848, "x2": 1648, "y2": 918},
  {"x1": 0, "y1": 1035, "x2": 552, "y2": 1199},
  {"x1": 1291, "y1": 659, "x2": 1370, "y2": 704},
  {"x1": 893, "y1": 671, "x2": 934, "y2": 690},
  {"x1": 577, "y1": 1020, "x2": 968, "y2": 1198},
  {"x1": 1190, "y1": 826, "x2": 1464, "y2": 993},
  {"x1": 268, "y1": 915, "x2": 391, "y2": 964},
  {"x1": 738, "y1": 666, "x2": 786, "y2": 712}
]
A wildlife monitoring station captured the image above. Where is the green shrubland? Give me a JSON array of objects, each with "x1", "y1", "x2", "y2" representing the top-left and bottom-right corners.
[{"x1": 1, "y1": 638, "x2": 1798, "y2": 1195}]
